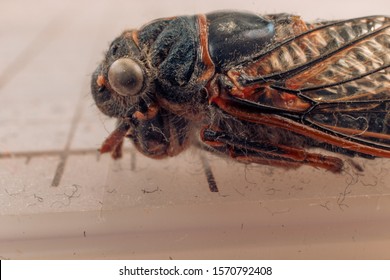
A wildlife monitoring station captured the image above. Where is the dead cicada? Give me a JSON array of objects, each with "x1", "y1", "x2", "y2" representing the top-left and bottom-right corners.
[{"x1": 91, "y1": 11, "x2": 390, "y2": 172}]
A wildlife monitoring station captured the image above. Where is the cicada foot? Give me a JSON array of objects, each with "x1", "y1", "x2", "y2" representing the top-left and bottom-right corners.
[
  {"x1": 99, "y1": 121, "x2": 130, "y2": 159},
  {"x1": 200, "y1": 126, "x2": 344, "y2": 173},
  {"x1": 109, "y1": 138, "x2": 124, "y2": 159}
]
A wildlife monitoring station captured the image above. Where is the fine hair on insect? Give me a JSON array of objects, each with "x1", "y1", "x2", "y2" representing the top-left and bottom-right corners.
[{"x1": 91, "y1": 11, "x2": 390, "y2": 173}]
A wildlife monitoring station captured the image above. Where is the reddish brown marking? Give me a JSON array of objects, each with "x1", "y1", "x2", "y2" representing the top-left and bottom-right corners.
[
  {"x1": 277, "y1": 92, "x2": 311, "y2": 111},
  {"x1": 291, "y1": 16, "x2": 309, "y2": 34},
  {"x1": 227, "y1": 70, "x2": 244, "y2": 88},
  {"x1": 99, "y1": 123, "x2": 130, "y2": 154},
  {"x1": 206, "y1": 76, "x2": 221, "y2": 104},
  {"x1": 217, "y1": 73, "x2": 311, "y2": 112},
  {"x1": 121, "y1": 30, "x2": 141, "y2": 49},
  {"x1": 226, "y1": 70, "x2": 264, "y2": 98},
  {"x1": 131, "y1": 30, "x2": 140, "y2": 48},
  {"x1": 247, "y1": 87, "x2": 311, "y2": 112},
  {"x1": 234, "y1": 84, "x2": 262, "y2": 98},
  {"x1": 320, "y1": 123, "x2": 390, "y2": 141},
  {"x1": 212, "y1": 93, "x2": 390, "y2": 158},
  {"x1": 233, "y1": 154, "x2": 302, "y2": 169},
  {"x1": 285, "y1": 26, "x2": 390, "y2": 89},
  {"x1": 122, "y1": 30, "x2": 133, "y2": 39},
  {"x1": 110, "y1": 138, "x2": 124, "y2": 159},
  {"x1": 160, "y1": 16, "x2": 178, "y2": 21},
  {"x1": 96, "y1": 75, "x2": 105, "y2": 87},
  {"x1": 235, "y1": 153, "x2": 342, "y2": 172},
  {"x1": 132, "y1": 104, "x2": 159, "y2": 121},
  {"x1": 199, "y1": 127, "x2": 228, "y2": 148},
  {"x1": 197, "y1": 14, "x2": 215, "y2": 83}
]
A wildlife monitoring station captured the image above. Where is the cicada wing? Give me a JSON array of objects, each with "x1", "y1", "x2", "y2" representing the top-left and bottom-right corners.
[
  {"x1": 303, "y1": 100, "x2": 390, "y2": 148},
  {"x1": 224, "y1": 16, "x2": 390, "y2": 154},
  {"x1": 281, "y1": 24, "x2": 390, "y2": 150},
  {"x1": 282, "y1": 25, "x2": 390, "y2": 94},
  {"x1": 236, "y1": 15, "x2": 390, "y2": 81}
]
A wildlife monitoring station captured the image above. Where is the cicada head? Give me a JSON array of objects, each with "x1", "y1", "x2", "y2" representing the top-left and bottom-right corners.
[{"x1": 91, "y1": 30, "x2": 154, "y2": 118}]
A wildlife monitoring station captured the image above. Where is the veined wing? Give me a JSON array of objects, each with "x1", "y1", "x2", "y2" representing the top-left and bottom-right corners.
[{"x1": 225, "y1": 16, "x2": 390, "y2": 153}]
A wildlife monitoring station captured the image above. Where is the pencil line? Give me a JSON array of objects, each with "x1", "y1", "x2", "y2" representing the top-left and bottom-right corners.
[
  {"x1": 130, "y1": 148, "x2": 136, "y2": 171},
  {"x1": 0, "y1": 148, "x2": 100, "y2": 159},
  {"x1": 200, "y1": 154, "x2": 219, "y2": 192},
  {"x1": 51, "y1": 93, "x2": 85, "y2": 187}
]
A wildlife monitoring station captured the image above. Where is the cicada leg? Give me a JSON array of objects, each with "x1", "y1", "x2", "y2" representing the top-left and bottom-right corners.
[
  {"x1": 99, "y1": 120, "x2": 130, "y2": 159},
  {"x1": 200, "y1": 126, "x2": 344, "y2": 172}
]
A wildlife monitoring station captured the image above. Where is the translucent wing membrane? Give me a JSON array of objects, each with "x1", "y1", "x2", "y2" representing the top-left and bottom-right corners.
[
  {"x1": 234, "y1": 16, "x2": 390, "y2": 80},
  {"x1": 284, "y1": 28, "x2": 390, "y2": 92},
  {"x1": 227, "y1": 16, "x2": 390, "y2": 153},
  {"x1": 298, "y1": 64, "x2": 390, "y2": 148}
]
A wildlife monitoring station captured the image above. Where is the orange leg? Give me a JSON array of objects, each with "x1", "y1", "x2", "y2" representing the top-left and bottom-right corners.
[{"x1": 99, "y1": 121, "x2": 130, "y2": 159}]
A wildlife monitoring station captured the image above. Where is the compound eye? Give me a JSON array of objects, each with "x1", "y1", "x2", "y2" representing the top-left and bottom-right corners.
[{"x1": 108, "y1": 58, "x2": 144, "y2": 96}]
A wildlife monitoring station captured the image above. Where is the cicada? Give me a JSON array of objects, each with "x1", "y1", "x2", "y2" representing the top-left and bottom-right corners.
[{"x1": 91, "y1": 11, "x2": 390, "y2": 172}]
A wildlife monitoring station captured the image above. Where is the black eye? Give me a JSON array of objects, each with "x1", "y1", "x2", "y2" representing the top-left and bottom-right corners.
[
  {"x1": 108, "y1": 58, "x2": 144, "y2": 96},
  {"x1": 111, "y1": 44, "x2": 119, "y2": 56}
]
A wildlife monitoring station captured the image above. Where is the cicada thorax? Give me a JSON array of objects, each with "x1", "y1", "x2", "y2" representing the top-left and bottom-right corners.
[
  {"x1": 132, "y1": 15, "x2": 212, "y2": 120},
  {"x1": 133, "y1": 11, "x2": 284, "y2": 119},
  {"x1": 205, "y1": 14, "x2": 314, "y2": 113}
]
